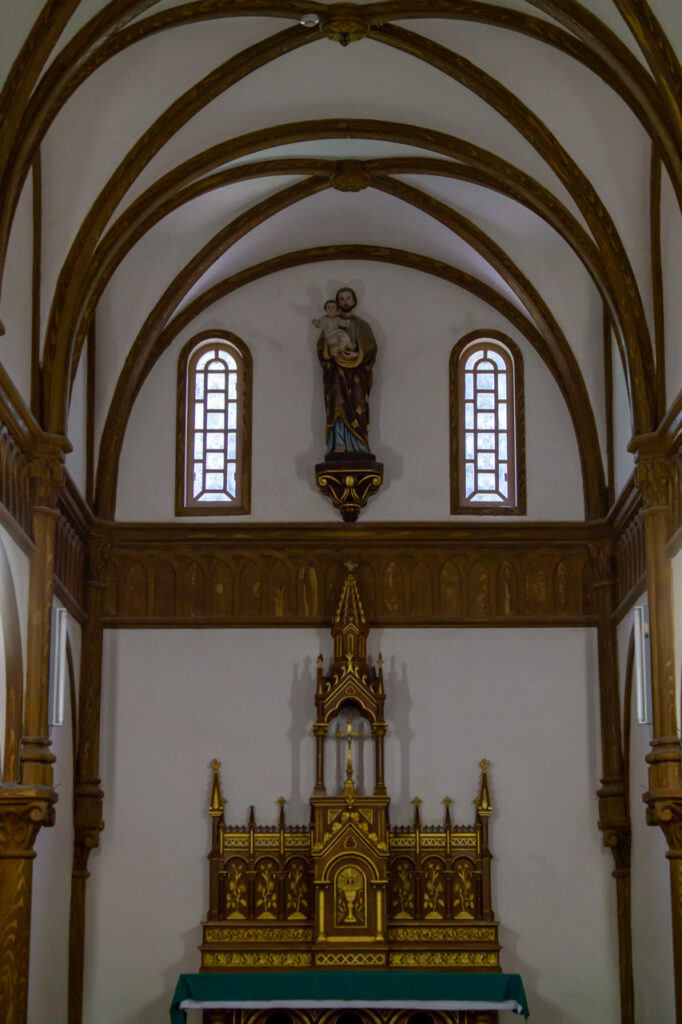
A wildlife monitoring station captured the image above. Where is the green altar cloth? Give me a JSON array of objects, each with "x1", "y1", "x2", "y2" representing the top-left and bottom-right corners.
[{"x1": 170, "y1": 971, "x2": 529, "y2": 1022}]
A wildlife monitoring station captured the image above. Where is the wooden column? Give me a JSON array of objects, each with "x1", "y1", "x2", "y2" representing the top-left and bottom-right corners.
[
  {"x1": 68, "y1": 530, "x2": 107, "y2": 1024},
  {"x1": 632, "y1": 443, "x2": 682, "y2": 1020},
  {"x1": 0, "y1": 443, "x2": 66, "y2": 1024},
  {"x1": 590, "y1": 543, "x2": 633, "y2": 1024}
]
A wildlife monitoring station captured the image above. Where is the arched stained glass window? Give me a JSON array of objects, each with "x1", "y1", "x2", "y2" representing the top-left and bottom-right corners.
[
  {"x1": 450, "y1": 333, "x2": 525, "y2": 514},
  {"x1": 176, "y1": 332, "x2": 251, "y2": 515}
]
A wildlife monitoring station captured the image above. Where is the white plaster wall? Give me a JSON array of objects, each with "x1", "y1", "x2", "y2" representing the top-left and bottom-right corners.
[
  {"x1": 674, "y1": 549, "x2": 682, "y2": 739},
  {"x1": 66, "y1": 343, "x2": 88, "y2": 496},
  {"x1": 411, "y1": 18, "x2": 654, "y2": 333},
  {"x1": 617, "y1": 603, "x2": 675, "y2": 1022},
  {"x1": 0, "y1": 525, "x2": 30, "y2": 668},
  {"x1": 0, "y1": 526, "x2": 29, "y2": 775},
  {"x1": 28, "y1": 606, "x2": 80, "y2": 1024},
  {"x1": 86, "y1": 625, "x2": 616, "y2": 1024},
  {"x1": 115, "y1": 262, "x2": 585, "y2": 521},
  {"x1": 612, "y1": 336, "x2": 635, "y2": 497},
  {"x1": 661, "y1": 171, "x2": 682, "y2": 405},
  {"x1": 0, "y1": 175, "x2": 34, "y2": 407}
]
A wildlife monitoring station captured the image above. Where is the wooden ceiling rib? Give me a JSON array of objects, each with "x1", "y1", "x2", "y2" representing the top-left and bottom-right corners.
[{"x1": 0, "y1": 0, "x2": 678, "y2": 521}]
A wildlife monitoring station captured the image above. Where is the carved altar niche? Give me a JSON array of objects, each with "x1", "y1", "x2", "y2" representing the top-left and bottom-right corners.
[{"x1": 201, "y1": 566, "x2": 500, "y2": 973}]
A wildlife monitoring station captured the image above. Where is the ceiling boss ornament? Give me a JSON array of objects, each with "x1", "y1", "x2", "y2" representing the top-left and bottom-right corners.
[{"x1": 314, "y1": 286, "x2": 384, "y2": 521}]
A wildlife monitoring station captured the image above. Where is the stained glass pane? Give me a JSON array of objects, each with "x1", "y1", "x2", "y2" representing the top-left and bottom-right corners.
[
  {"x1": 488, "y1": 350, "x2": 504, "y2": 369},
  {"x1": 499, "y1": 403, "x2": 507, "y2": 429},
  {"x1": 205, "y1": 472, "x2": 224, "y2": 490},
  {"x1": 479, "y1": 433, "x2": 495, "y2": 450},
  {"x1": 465, "y1": 403, "x2": 474, "y2": 429},
  {"x1": 465, "y1": 373, "x2": 474, "y2": 399},
  {"x1": 478, "y1": 452, "x2": 495, "y2": 470},
  {"x1": 497, "y1": 374, "x2": 507, "y2": 399},
  {"x1": 477, "y1": 412, "x2": 495, "y2": 430},
  {"x1": 499, "y1": 435, "x2": 508, "y2": 459},
  {"x1": 465, "y1": 350, "x2": 482, "y2": 371},
  {"x1": 478, "y1": 473, "x2": 496, "y2": 491},
  {"x1": 193, "y1": 464, "x2": 203, "y2": 497},
  {"x1": 465, "y1": 434, "x2": 474, "y2": 459},
  {"x1": 465, "y1": 463, "x2": 475, "y2": 496},
  {"x1": 196, "y1": 351, "x2": 214, "y2": 371},
  {"x1": 499, "y1": 464, "x2": 508, "y2": 497},
  {"x1": 186, "y1": 340, "x2": 247, "y2": 509},
  {"x1": 477, "y1": 372, "x2": 494, "y2": 390},
  {"x1": 477, "y1": 392, "x2": 494, "y2": 410},
  {"x1": 477, "y1": 361, "x2": 494, "y2": 372}
]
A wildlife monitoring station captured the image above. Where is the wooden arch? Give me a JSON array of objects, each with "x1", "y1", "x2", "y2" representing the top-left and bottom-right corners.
[
  {"x1": 13, "y1": 8, "x2": 665, "y2": 434},
  {"x1": 94, "y1": 243, "x2": 605, "y2": 519}
]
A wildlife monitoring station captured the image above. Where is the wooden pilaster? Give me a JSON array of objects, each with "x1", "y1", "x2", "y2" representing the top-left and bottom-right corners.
[
  {"x1": 0, "y1": 441, "x2": 65, "y2": 1024},
  {"x1": 590, "y1": 542, "x2": 633, "y2": 1023},
  {"x1": 68, "y1": 530, "x2": 107, "y2": 1024},
  {"x1": 632, "y1": 442, "x2": 682, "y2": 1021}
]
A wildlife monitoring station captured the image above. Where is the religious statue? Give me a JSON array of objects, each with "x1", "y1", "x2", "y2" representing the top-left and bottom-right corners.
[
  {"x1": 313, "y1": 287, "x2": 384, "y2": 521},
  {"x1": 316, "y1": 287, "x2": 377, "y2": 455}
]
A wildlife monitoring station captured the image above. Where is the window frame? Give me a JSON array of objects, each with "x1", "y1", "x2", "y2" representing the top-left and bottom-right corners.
[
  {"x1": 175, "y1": 330, "x2": 252, "y2": 516},
  {"x1": 450, "y1": 331, "x2": 526, "y2": 515}
]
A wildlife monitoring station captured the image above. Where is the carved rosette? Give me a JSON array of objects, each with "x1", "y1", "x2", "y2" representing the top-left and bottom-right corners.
[
  {"x1": 321, "y1": 7, "x2": 369, "y2": 46},
  {"x1": 315, "y1": 461, "x2": 384, "y2": 522}
]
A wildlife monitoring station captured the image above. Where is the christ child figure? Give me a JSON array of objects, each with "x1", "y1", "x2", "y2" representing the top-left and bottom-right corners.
[{"x1": 313, "y1": 299, "x2": 358, "y2": 365}]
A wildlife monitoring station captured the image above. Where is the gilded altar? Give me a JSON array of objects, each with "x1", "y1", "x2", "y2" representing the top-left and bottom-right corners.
[{"x1": 201, "y1": 567, "x2": 500, "y2": 973}]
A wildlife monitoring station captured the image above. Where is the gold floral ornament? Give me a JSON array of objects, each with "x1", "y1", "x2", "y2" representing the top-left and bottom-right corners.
[{"x1": 321, "y1": 6, "x2": 369, "y2": 45}]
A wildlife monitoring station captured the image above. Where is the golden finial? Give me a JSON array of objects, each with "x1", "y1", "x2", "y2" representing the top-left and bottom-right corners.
[
  {"x1": 475, "y1": 759, "x2": 492, "y2": 815},
  {"x1": 317, "y1": 654, "x2": 324, "y2": 668},
  {"x1": 412, "y1": 796, "x2": 422, "y2": 827},
  {"x1": 277, "y1": 796, "x2": 287, "y2": 809},
  {"x1": 344, "y1": 559, "x2": 358, "y2": 573},
  {"x1": 209, "y1": 759, "x2": 224, "y2": 816}
]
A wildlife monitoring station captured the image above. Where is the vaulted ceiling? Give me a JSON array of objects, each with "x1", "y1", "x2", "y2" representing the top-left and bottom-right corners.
[{"x1": 1, "y1": 0, "x2": 680, "y2": 521}]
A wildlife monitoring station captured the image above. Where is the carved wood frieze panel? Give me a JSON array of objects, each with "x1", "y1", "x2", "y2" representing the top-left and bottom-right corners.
[{"x1": 102, "y1": 524, "x2": 601, "y2": 626}]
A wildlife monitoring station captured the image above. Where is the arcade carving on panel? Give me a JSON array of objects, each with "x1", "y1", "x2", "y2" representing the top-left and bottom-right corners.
[
  {"x1": 201, "y1": 567, "x2": 499, "y2": 972},
  {"x1": 103, "y1": 528, "x2": 598, "y2": 626}
]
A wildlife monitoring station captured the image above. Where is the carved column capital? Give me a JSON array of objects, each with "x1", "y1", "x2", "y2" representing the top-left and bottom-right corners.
[
  {"x1": 86, "y1": 531, "x2": 112, "y2": 586},
  {"x1": 0, "y1": 784, "x2": 57, "y2": 858},
  {"x1": 645, "y1": 790, "x2": 682, "y2": 854},
  {"x1": 29, "y1": 451, "x2": 66, "y2": 512},
  {"x1": 634, "y1": 452, "x2": 672, "y2": 513}
]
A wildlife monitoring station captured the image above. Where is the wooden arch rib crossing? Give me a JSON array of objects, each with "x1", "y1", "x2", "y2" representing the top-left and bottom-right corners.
[{"x1": 0, "y1": 6, "x2": 671, "y2": 435}]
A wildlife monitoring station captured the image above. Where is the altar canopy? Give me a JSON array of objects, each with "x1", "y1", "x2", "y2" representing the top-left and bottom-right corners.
[{"x1": 169, "y1": 971, "x2": 530, "y2": 1022}]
